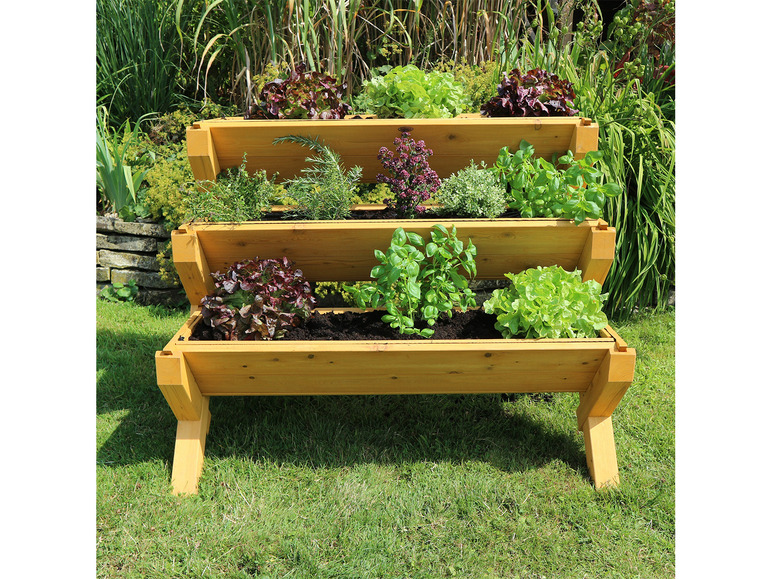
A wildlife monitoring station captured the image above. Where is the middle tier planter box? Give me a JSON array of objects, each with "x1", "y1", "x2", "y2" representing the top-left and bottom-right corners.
[{"x1": 156, "y1": 218, "x2": 635, "y2": 495}]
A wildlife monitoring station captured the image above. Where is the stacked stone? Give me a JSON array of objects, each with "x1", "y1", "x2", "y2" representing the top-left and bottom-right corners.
[{"x1": 96, "y1": 216, "x2": 181, "y2": 304}]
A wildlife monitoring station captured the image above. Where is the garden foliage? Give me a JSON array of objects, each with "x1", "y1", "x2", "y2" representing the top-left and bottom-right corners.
[
  {"x1": 436, "y1": 161, "x2": 507, "y2": 219},
  {"x1": 200, "y1": 257, "x2": 316, "y2": 340},
  {"x1": 483, "y1": 266, "x2": 608, "y2": 339},
  {"x1": 354, "y1": 64, "x2": 470, "y2": 118},
  {"x1": 273, "y1": 135, "x2": 362, "y2": 220},
  {"x1": 185, "y1": 155, "x2": 276, "y2": 223},
  {"x1": 246, "y1": 63, "x2": 351, "y2": 120},
  {"x1": 346, "y1": 225, "x2": 477, "y2": 338},
  {"x1": 493, "y1": 140, "x2": 621, "y2": 224},
  {"x1": 481, "y1": 68, "x2": 578, "y2": 117},
  {"x1": 377, "y1": 131, "x2": 440, "y2": 218}
]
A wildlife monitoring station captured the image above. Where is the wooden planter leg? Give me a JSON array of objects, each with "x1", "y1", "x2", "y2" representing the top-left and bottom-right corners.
[
  {"x1": 576, "y1": 348, "x2": 637, "y2": 489},
  {"x1": 155, "y1": 351, "x2": 210, "y2": 494},
  {"x1": 171, "y1": 396, "x2": 211, "y2": 495},
  {"x1": 581, "y1": 415, "x2": 619, "y2": 489}
]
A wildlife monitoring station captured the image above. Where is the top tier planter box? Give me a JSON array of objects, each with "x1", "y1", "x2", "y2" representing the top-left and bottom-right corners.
[{"x1": 186, "y1": 115, "x2": 600, "y2": 182}]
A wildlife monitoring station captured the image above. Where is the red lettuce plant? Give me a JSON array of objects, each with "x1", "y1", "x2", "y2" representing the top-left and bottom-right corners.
[
  {"x1": 377, "y1": 131, "x2": 440, "y2": 218},
  {"x1": 245, "y1": 63, "x2": 352, "y2": 120},
  {"x1": 199, "y1": 256, "x2": 315, "y2": 340},
  {"x1": 480, "y1": 68, "x2": 578, "y2": 117}
]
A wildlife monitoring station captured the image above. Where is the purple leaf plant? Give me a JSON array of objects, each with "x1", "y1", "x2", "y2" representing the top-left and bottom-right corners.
[
  {"x1": 481, "y1": 68, "x2": 578, "y2": 117},
  {"x1": 245, "y1": 63, "x2": 352, "y2": 120},
  {"x1": 200, "y1": 256, "x2": 315, "y2": 340},
  {"x1": 377, "y1": 131, "x2": 440, "y2": 218}
]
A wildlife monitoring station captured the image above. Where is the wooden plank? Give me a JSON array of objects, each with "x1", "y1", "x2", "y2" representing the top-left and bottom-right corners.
[
  {"x1": 155, "y1": 351, "x2": 204, "y2": 421},
  {"x1": 170, "y1": 396, "x2": 211, "y2": 495},
  {"x1": 577, "y1": 227, "x2": 616, "y2": 284},
  {"x1": 582, "y1": 415, "x2": 620, "y2": 488},
  {"x1": 181, "y1": 343, "x2": 611, "y2": 396},
  {"x1": 191, "y1": 117, "x2": 596, "y2": 182},
  {"x1": 576, "y1": 348, "x2": 637, "y2": 429},
  {"x1": 187, "y1": 124, "x2": 221, "y2": 181}
]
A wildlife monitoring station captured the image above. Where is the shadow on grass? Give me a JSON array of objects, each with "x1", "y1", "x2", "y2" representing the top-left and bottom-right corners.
[{"x1": 97, "y1": 327, "x2": 590, "y2": 481}]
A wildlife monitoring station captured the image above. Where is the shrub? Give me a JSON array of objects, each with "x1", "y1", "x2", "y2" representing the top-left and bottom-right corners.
[
  {"x1": 200, "y1": 256, "x2": 316, "y2": 340},
  {"x1": 377, "y1": 131, "x2": 440, "y2": 218},
  {"x1": 141, "y1": 142, "x2": 195, "y2": 228},
  {"x1": 185, "y1": 155, "x2": 275, "y2": 223},
  {"x1": 345, "y1": 225, "x2": 477, "y2": 338},
  {"x1": 273, "y1": 135, "x2": 361, "y2": 220},
  {"x1": 481, "y1": 68, "x2": 578, "y2": 117},
  {"x1": 436, "y1": 161, "x2": 507, "y2": 218},
  {"x1": 482, "y1": 266, "x2": 608, "y2": 339},
  {"x1": 246, "y1": 63, "x2": 351, "y2": 119},
  {"x1": 353, "y1": 64, "x2": 470, "y2": 118}
]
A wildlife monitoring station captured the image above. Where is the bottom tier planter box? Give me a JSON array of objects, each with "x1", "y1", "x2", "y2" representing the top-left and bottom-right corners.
[{"x1": 155, "y1": 218, "x2": 635, "y2": 494}]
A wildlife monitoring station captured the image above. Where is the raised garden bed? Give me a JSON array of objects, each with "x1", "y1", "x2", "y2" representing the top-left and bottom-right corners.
[{"x1": 155, "y1": 113, "x2": 634, "y2": 495}]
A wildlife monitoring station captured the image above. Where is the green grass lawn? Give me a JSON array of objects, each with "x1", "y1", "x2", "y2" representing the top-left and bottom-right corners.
[{"x1": 97, "y1": 300, "x2": 675, "y2": 578}]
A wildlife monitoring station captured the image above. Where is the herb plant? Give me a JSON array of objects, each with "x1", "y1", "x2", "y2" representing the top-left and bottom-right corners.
[
  {"x1": 493, "y1": 140, "x2": 622, "y2": 224},
  {"x1": 273, "y1": 135, "x2": 362, "y2": 220},
  {"x1": 481, "y1": 68, "x2": 578, "y2": 117},
  {"x1": 345, "y1": 225, "x2": 477, "y2": 338},
  {"x1": 436, "y1": 161, "x2": 507, "y2": 219},
  {"x1": 199, "y1": 256, "x2": 316, "y2": 341},
  {"x1": 185, "y1": 154, "x2": 276, "y2": 222},
  {"x1": 377, "y1": 131, "x2": 440, "y2": 218},
  {"x1": 246, "y1": 63, "x2": 352, "y2": 120},
  {"x1": 482, "y1": 266, "x2": 608, "y2": 339},
  {"x1": 353, "y1": 64, "x2": 471, "y2": 118}
]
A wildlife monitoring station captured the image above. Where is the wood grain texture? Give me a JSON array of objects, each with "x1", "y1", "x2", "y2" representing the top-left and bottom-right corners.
[
  {"x1": 155, "y1": 351, "x2": 204, "y2": 421},
  {"x1": 170, "y1": 396, "x2": 211, "y2": 495},
  {"x1": 186, "y1": 117, "x2": 598, "y2": 182},
  {"x1": 576, "y1": 348, "x2": 637, "y2": 429},
  {"x1": 176, "y1": 337, "x2": 612, "y2": 396},
  {"x1": 173, "y1": 219, "x2": 608, "y2": 305},
  {"x1": 582, "y1": 415, "x2": 620, "y2": 489}
]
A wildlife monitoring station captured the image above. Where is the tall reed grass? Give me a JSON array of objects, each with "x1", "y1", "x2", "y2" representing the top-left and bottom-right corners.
[{"x1": 97, "y1": 0, "x2": 200, "y2": 126}]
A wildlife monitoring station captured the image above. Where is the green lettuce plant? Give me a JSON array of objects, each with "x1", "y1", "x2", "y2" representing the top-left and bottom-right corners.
[
  {"x1": 482, "y1": 266, "x2": 608, "y2": 339},
  {"x1": 353, "y1": 64, "x2": 471, "y2": 118},
  {"x1": 345, "y1": 225, "x2": 477, "y2": 338},
  {"x1": 492, "y1": 140, "x2": 621, "y2": 224}
]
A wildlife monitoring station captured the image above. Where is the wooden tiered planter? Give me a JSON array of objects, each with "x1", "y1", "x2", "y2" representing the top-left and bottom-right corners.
[{"x1": 154, "y1": 114, "x2": 635, "y2": 495}]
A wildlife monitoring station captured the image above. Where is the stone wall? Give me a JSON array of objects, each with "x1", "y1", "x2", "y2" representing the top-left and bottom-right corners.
[{"x1": 96, "y1": 216, "x2": 182, "y2": 304}]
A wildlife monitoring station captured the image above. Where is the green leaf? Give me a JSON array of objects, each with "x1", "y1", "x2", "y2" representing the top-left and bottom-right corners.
[
  {"x1": 405, "y1": 231, "x2": 423, "y2": 246},
  {"x1": 392, "y1": 227, "x2": 407, "y2": 246}
]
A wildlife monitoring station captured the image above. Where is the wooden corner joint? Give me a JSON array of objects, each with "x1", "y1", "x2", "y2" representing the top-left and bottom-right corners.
[{"x1": 155, "y1": 352, "x2": 204, "y2": 422}]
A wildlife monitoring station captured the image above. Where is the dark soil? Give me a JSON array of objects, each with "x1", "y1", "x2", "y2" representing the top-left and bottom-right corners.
[{"x1": 188, "y1": 309, "x2": 502, "y2": 341}]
